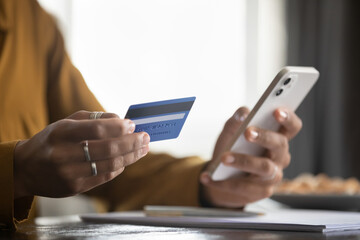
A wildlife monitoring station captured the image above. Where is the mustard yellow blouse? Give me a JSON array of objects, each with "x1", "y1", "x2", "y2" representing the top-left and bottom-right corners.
[{"x1": 0, "y1": 0, "x2": 205, "y2": 230}]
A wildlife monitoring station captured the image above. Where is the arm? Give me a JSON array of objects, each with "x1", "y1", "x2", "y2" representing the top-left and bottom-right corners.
[
  {"x1": 0, "y1": 141, "x2": 32, "y2": 231},
  {"x1": 86, "y1": 153, "x2": 206, "y2": 211}
]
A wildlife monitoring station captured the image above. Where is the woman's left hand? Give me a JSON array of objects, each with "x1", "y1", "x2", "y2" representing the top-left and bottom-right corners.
[{"x1": 200, "y1": 106, "x2": 302, "y2": 208}]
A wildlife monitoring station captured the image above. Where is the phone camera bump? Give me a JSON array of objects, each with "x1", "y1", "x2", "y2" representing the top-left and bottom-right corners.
[
  {"x1": 275, "y1": 88, "x2": 283, "y2": 96},
  {"x1": 284, "y1": 78, "x2": 291, "y2": 85}
]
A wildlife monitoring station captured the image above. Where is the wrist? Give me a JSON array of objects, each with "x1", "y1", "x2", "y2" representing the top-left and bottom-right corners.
[
  {"x1": 14, "y1": 140, "x2": 31, "y2": 199},
  {"x1": 199, "y1": 161, "x2": 213, "y2": 207}
]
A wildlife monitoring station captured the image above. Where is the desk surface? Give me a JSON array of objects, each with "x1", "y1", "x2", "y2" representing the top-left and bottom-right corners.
[{"x1": 1, "y1": 215, "x2": 360, "y2": 240}]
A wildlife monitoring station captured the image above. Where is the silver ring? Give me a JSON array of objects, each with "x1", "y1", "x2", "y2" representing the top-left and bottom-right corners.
[
  {"x1": 90, "y1": 111, "x2": 104, "y2": 119},
  {"x1": 83, "y1": 141, "x2": 97, "y2": 176},
  {"x1": 90, "y1": 162, "x2": 98, "y2": 176},
  {"x1": 83, "y1": 140, "x2": 91, "y2": 162}
]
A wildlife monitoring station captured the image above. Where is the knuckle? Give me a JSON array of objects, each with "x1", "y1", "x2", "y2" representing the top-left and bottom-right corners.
[
  {"x1": 47, "y1": 146, "x2": 58, "y2": 162},
  {"x1": 266, "y1": 150, "x2": 275, "y2": 160},
  {"x1": 91, "y1": 122, "x2": 105, "y2": 138},
  {"x1": 254, "y1": 129, "x2": 266, "y2": 144},
  {"x1": 108, "y1": 159, "x2": 118, "y2": 172},
  {"x1": 117, "y1": 120, "x2": 130, "y2": 134},
  {"x1": 262, "y1": 131, "x2": 272, "y2": 145},
  {"x1": 279, "y1": 137, "x2": 289, "y2": 149},
  {"x1": 115, "y1": 156, "x2": 125, "y2": 169},
  {"x1": 48, "y1": 120, "x2": 68, "y2": 142},
  {"x1": 104, "y1": 141, "x2": 118, "y2": 158},
  {"x1": 240, "y1": 156, "x2": 251, "y2": 168},
  {"x1": 260, "y1": 160, "x2": 272, "y2": 175},
  {"x1": 107, "y1": 113, "x2": 120, "y2": 119},
  {"x1": 132, "y1": 149, "x2": 142, "y2": 163},
  {"x1": 135, "y1": 134, "x2": 143, "y2": 148},
  {"x1": 78, "y1": 110, "x2": 88, "y2": 116}
]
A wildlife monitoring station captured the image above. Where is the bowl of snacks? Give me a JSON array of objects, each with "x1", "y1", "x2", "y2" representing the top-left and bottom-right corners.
[{"x1": 272, "y1": 173, "x2": 360, "y2": 210}]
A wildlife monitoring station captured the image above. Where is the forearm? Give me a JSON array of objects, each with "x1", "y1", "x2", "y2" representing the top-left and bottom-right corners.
[{"x1": 85, "y1": 152, "x2": 206, "y2": 212}]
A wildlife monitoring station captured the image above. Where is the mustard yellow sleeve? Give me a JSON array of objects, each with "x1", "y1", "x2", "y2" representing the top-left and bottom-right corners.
[
  {"x1": 86, "y1": 153, "x2": 206, "y2": 211},
  {"x1": 35, "y1": 1, "x2": 207, "y2": 213},
  {"x1": 0, "y1": 1, "x2": 101, "y2": 230},
  {"x1": 0, "y1": 141, "x2": 34, "y2": 231}
]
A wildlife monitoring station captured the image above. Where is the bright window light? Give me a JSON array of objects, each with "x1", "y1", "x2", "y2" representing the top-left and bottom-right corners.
[{"x1": 38, "y1": 0, "x2": 286, "y2": 160}]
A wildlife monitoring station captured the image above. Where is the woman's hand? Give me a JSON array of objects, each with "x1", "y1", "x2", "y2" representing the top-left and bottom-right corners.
[
  {"x1": 14, "y1": 111, "x2": 150, "y2": 199},
  {"x1": 200, "y1": 107, "x2": 302, "y2": 208}
]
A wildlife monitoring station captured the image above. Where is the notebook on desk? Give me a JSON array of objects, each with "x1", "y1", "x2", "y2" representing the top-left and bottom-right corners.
[{"x1": 80, "y1": 206, "x2": 360, "y2": 233}]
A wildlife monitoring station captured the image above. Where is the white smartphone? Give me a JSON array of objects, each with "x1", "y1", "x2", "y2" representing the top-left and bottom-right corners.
[{"x1": 207, "y1": 66, "x2": 319, "y2": 181}]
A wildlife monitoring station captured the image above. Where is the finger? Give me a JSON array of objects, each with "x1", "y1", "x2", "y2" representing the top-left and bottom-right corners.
[
  {"x1": 83, "y1": 132, "x2": 150, "y2": 162},
  {"x1": 244, "y1": 126, "x2": 289, "y2": 164},
  {"x1": 213, "y1": 107, "x2": 250, "y2": 157},
  {"x1": 200, "y1": 172, "x2": 274, "y2": 205},
  {"x1": 52, "y1": 118, "x2": 136, "y2": 142},
  {"x1": 70, "y1": 167, "x2": 126, "y2": 195},
  {"x1": 54, "y1": 132, "x2": 150, "y2": 163},
  {"x1": 64, "y1": 145, "x2": 149, "y2": 178},
  {"x1": 244, "y1": 127, "x2": 290, "y2": 167},
  {"x1": 224, "y1": 107, "x2": 250, "y2": 136},
  {"x1": 221, "y1": 152, "x2": 281, "y2": 182},
  {"x1": 273, "y1": 108, "x2": 303, "y2": 140},
  {"x1": 66, "y1": 110, "x2": 120, "y2": 120}
]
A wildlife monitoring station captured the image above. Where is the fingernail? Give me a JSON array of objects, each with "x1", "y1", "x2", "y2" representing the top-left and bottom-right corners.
[
  {"x1": 234, "y1": 112, "x2": 247, "y2": 122},
  {"x1": 278, "y1": 110, "x2": 288, "y2": 122},
  {"x1": 248, "y1": 129, "x2": 259, "y2": 141},
  {"x1": 224, "y1": 155, "x2": 235, "y2": 164},
  {"x1": 143, "y1": 133, "x2": 150, "y2": 145},
  {"x1": 128, "y1": 121, "x2": 136, "y2": 133}
]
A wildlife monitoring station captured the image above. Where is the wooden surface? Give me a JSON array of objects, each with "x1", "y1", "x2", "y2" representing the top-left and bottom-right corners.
[{"x1": 1, "y1": 215, "x2": 360, "y2": 240}]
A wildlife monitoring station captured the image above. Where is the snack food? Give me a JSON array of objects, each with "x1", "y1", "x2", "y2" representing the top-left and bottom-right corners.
[{"x1": 275, "y1": 173, "x2": 360, "y2": 195}]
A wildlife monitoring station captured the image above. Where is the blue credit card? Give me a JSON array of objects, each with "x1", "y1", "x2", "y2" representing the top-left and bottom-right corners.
[{"x1": 125, "y1": 97, "x2": 196, "y2": 142}]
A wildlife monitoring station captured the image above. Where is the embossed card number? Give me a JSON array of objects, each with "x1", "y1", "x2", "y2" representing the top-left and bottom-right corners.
[{"x1": 125, "y1": 97, "x2": 196, "y2": 142}]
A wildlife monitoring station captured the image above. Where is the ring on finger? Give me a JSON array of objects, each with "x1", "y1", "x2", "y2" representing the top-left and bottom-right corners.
[
  {"x1": 83, "y1": 140, "x2": 91, "y2": 162},
  {"x1": 90, "y1": 162, "x2": 97, "y2": 176},
  {"x1": 90, "y1": 111, "x2": 104, "y2": 119},
  {"x1": 83, "y1": 140, "x2": 97, "y2": 176}
]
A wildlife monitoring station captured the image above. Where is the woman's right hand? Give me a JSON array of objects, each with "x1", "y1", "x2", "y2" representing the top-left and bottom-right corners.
[{"x1": 13, "y1": 111, "x2": 150, "y2": 199}]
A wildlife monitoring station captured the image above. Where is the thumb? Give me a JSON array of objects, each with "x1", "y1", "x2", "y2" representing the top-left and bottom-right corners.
[{"x1": 212, "y1": 107, "x2": 250, "y2": 158}]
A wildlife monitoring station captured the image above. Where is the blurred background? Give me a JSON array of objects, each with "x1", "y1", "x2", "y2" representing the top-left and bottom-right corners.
[{"x1": 36, "y1": 0, "x2": 360, "y2": 216}]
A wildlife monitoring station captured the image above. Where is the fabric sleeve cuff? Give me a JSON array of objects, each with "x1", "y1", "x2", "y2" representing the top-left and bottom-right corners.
[{"x1": 0, "y1": 141, "x2": 34, "y2": 231}]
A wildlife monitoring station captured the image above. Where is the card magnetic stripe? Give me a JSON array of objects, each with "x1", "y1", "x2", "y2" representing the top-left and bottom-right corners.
[{"x1": 125, "y1": 100, "x2": 195, "y2": 119}]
